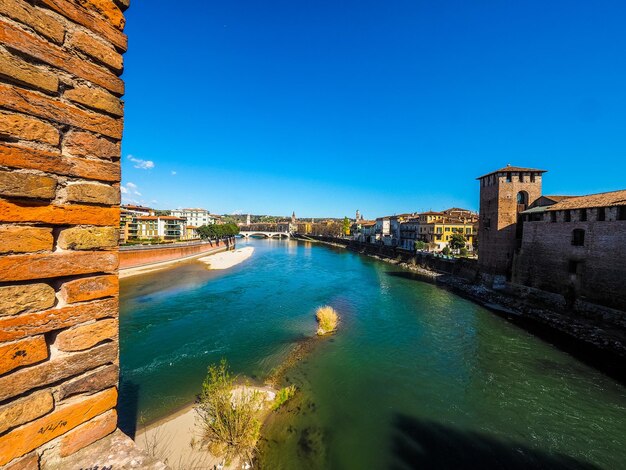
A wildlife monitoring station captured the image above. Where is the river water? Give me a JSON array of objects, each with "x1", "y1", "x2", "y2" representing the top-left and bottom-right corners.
[{"x1": 119, "y1": 239, "x2": 626, "y2": 469}]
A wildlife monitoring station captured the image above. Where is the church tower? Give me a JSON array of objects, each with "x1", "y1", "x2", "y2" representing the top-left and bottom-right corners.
[
  {"x1": 356, "y1": 209, "x2": 361, "y2": 221},
  {"x1": 477, "y1": 164, "x2": 545, "y2": 284},
  {"x1": 246, "y1": 213, "x2": 251, "y2": 226},
  {"x1": 291, "y1": 211, "x2": 296, "y2": 224}
]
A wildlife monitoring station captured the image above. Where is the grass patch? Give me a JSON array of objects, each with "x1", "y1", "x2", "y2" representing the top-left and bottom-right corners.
[
  {"x1": 272, "y1": 385, "x2": 297, "y2": 411},
  {"x1": 315, "y1": 305, "x2": 339, "y2": 335}
]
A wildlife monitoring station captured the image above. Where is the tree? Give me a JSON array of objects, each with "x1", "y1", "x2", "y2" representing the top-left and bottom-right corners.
[
  {"x1": 442, "y1": 246, "x2": 451, "y2": 256},
  {"x1": 342, "y1": 217, "x2": 351, "y2": 236},
  {"x1": 449, "y1": 233, "x2": 466, "y2": 251},
  {"x1": 414, "y1": 240, "x2": 426, "y2": 251},
  {"x1": 459, "y1": 247, "x2": 468, "y2": 257}
]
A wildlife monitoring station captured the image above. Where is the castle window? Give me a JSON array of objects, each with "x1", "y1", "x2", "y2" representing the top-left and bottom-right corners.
[
  {"x1": 519, "y1": 173, "x2": 525, "y2": 182},
  {"x1": 597, "y1": 207, "x2": 606, "y2": 221},
  {"x1": 571, "y1": 229, "x2": 585, "y2": 246},
  {"x1": 530, "y1": 173, "x2": 536, "y2": 182},
  {"x1": 506, "y1": 172, "x2": 512, "y2": 182},
  {"x1": 580, "y1": 208, "x2": 587, "y2": 221},
  {"x1": 564, "y1": 210, "x2": 571, "y2": 222},
  {"x1": 618, "y1": 206, "x2": 626, "y2": 221},
  {"x1": 550, "y1": 211, "x2": 557, "y2": 223},
  {"x1": 485, "y1": 218, "x2": 491, "y2": 228},
  {"x1": 517, "y1": 191, "x2": 528, "y2": 205}
]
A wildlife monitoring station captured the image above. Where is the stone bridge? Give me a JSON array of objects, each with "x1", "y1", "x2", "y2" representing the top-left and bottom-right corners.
[{"x1": 239, "y1": 230, "x2": 291, "y2": 239}]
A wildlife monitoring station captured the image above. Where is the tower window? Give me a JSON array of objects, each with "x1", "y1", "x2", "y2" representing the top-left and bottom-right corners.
[
  {"x1": 618, "y1": 206, "x2": 626, "y2": 221},
  {"x1": 517, "y1": 191, "x2": 528, "y2": 205},
  {"x1": 519, "y1": 173, "x2": 525, "y2": 182},
  {"x1": 550, "y1": 211, "x2": 556, "y2": 223},
  {"x1": 530, "y1": 173, "x2": 536, "y2": 182},
  {"x1": 571, "y1": 229, "x2": 585, "y2": 246},
  {"x1": 580, "y1": 209, "x2": 587, "y2": 221},
  {"x1": 597, "y1": 207, "x2": 606, "y2": 221},
  {"x1": 506, "y1": 172, "x2": 512, "y2": 182},
  {"x1": 564, "y1": 210, "x2": 571, "y2": 222}
]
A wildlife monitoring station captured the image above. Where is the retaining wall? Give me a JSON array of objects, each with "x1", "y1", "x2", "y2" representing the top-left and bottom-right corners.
[{"x1": 119, "y1": 240, "x2": 231, "y2": 269}]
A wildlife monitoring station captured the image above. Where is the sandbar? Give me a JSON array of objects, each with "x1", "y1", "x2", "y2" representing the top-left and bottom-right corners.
[{"x1": 198, "y1": 246, "x2": 254, "y2": 270}]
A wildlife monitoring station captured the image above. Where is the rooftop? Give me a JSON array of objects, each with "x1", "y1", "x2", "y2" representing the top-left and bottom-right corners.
[
  {"x1": 476, "y1": 164, "x2": 547, "y2": 180},
  {"x1": 546, "y1": 189, "x2": 626, "y2": 211}
]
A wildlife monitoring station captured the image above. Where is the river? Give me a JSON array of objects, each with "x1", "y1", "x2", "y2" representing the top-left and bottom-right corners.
[{"x1": 119, "y1": 238, "x2": 626, "y2": 469}]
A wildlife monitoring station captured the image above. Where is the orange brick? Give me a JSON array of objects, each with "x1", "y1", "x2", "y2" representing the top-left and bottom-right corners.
[
  {"x1": 39, "y1": 0, "x2": 127, "y2": 51},
  {"x1": 0, "y1": 200, "x2": 120, "y2": 226},
  {"x1": 0, "y1": 342, "x2": 117, "y2": 402},
  {"x1": 0, "y1": 47, "x2": 58, "y2": 94},
  {"x1": 0, "y1": 171, "x2": 56, "y2": 199},
  {"x1": 0, "y1": 226, "x2": 53, "y2": 253},
  {"x1": 0, "y1": 387, "x2": 117, "y2": 466},
  {"x1": 0, "y1": 283, "x2": 56, "y2": 317},
  {"x1": 63, "y1": 130, "x2": 120, "y2": 160},
  {"x1": 65, "y1": 85, "x2": 124, "y2": 116},
  {"x1": 0, "y1": 0, "x2": 65, "y2": 43},
  {"x1": 0, "y1": 391, "x2": 53, "y2": 435},
  {"x1": 0, "y1": 111, "x2": 59, "y2": 145},
  {"x1": 0, "y1": 83, "x2": 123, "y2": 139},
  {"x1": 0, "y1": 251, "x2": 118, "y2": 283},
  {"x1": 0, "y1": 298, "x2": 117, "y2": 343},
  {"x1": 56, "y1": 318, "x2": 117, "y2": 352},
  {"x1": 58, "y1": 363, "x2": 118, "y2": 400},
  {"x1": 57, "y1": 226, "x2": 119, "y2": 250},
  {"x1": 0, "y1": 19, "x2": 123, "y2": 95},
  {"x1": 69, "y1": 30, "x2": 123, "y2": 72},
  {"x1": 61, "y1": 274, "x2": 118, "y2": 303},
  {"x1": 63, "y1": 183, "x2": 120, "y2": 205},
  {"x1": 3, "y1": 452, "x2": 39, "y2": 470},
  {"x1": 77, "y1": 0, "x2": 125, "y2": 30},
  {"x1": 0, "y1": 335, "x2": 48, "y2": 375},
  {"x1": 0, "y1": 143, "x2": 120, "y2": 182},
  {"x1": 60, "y1": 409, "x2": 117, "y2": 457}
]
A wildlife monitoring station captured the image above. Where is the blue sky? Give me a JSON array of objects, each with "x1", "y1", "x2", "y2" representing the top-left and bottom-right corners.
[{"x1": 121, "y1": 1, "x2": 626, "y2": 218}]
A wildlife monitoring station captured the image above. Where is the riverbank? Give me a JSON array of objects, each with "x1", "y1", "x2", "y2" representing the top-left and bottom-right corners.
[
  {"x1": 198, "y1": 246, "x2": 254, "y2": 270},
  {"x1": 135, "y1": 385, "x2": 276, "y2": 469},
  {"x1": 298, "y1": 236, "x2": 626, "y2": 381}
]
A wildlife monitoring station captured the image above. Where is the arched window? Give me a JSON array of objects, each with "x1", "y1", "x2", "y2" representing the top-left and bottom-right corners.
[
  {"x1": 571, "y1": 229, "x2": 585, "y2": 246},
  {"x1": 517, "y1": 191, "x2": 528, "y2": 205}
]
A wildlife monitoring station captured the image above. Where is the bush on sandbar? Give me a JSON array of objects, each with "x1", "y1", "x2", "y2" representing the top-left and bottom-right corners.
[
  {"x1": 315, "y1": 305, "x2": 339, "y2": 335},
  {"x1": 272, "y1": 385, "x2": 297, "y2": 411}
]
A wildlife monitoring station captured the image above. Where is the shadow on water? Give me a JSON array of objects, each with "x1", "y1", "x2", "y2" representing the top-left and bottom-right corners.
[
  {"x1": 385, "y1": 271, "x2": 626, "y2": 386},
  {"x1": 391, "y1": 414, "x2": 598, "y2": 470},
  {"x1": 117, "y1": 378, "x2": 140, "y2": 439}
]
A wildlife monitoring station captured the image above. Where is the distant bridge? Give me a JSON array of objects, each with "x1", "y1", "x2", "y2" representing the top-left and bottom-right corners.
[{"x1": 239, "y1": 230, "x2": 291, "y2": 239}]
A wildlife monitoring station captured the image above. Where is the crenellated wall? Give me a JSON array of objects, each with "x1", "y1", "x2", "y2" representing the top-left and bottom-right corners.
[{"x1": 0, "y1": 0, "x2": 128, "y2": 467}]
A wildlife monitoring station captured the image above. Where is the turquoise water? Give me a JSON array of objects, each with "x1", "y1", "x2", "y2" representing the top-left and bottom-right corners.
[{"x1": 119, "y1": 239, "x2": 626, "y2": 469}]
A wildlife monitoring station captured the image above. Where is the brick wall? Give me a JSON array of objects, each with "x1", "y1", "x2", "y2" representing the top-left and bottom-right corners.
[
  {"x1": 513, "y1": 207, "x2": 626, "y2": 312},
  {"x1": 0, "y1": 1, "x2": 127, "y2": 467}
]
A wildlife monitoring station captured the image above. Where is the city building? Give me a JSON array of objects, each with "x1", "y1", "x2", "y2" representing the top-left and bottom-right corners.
[
  {"x1": 136, "y1": 215, "x2": 187, "y2": 241},
  {"x1": 120, "y1": 205, "x2": 153, "y2": 243},
  {"x1": 414, "y1": 209, "x2": 478, "y2": 251},
  {"x1": 171, "y1": 208, "x2": 215, "y2": 227}
]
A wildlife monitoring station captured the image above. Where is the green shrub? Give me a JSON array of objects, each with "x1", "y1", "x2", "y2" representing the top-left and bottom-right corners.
[
  {"x1": 459, "y1": 247, "x2": 468, "y2": 257},
  {"x1": 315, "y1": 305, "x2": 339, "y2": 335},
  {"x1": 195, "y1": 360, "x2": 262, "y2": 464},
  {"x1": 442, "y1": 246, "x2": 451, "y2": 256},
  {"x1": 272, "y1": 385, "x2": 297, "y2": 411}
]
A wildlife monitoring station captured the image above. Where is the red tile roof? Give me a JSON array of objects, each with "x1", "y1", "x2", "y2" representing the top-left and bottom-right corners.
[
  {"x1": 546, "y1": 189, "x2": 626, "y2": 211},
  {"x1": 476, "y1": 165, "x2": 547, "y2": 180}
]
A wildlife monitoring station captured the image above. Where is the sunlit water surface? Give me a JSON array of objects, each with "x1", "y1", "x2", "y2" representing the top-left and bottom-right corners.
[{"x1": 120, "y1": 239, "x2": 626, "y2": 469}]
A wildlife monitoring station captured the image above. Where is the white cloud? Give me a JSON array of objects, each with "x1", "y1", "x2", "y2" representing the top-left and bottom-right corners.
[
  {"x1": 171, "y1": 171, "x2": 177, "y2": 176},
  {"x1": 127, "y1": 155, "x2": 155, "y2": 170},
  {"x1": 120, "y1": 186, "x2": 128, "y2": 194},
  {"x1": 121, "y1": 182, "x2": 142, "y2": 198}
]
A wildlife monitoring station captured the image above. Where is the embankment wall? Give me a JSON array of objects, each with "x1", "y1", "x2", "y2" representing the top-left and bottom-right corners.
[{"x1": 119, "y1": 240, "x2": 231, "y2": 269}]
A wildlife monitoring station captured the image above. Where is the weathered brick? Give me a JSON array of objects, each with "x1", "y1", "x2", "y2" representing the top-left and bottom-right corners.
[
  {"x1": 0, "y1": 342, "x2": 117, "y2": 402},
  {"x1": 0, "y1": 391, "x2": 54, "y2": 435},
  {"x1": 39, "y1": 0, "x2": 127, "y2": 51},
  {"x1": 0, "y1": 19, "x2": 123, "y2": 95},
  {"x1": 0, "y1": 143, "x2": 120, "y2": 182},
  {"x1": 58, "y1": 363, "x2": 118, "y2": 400},
  {"x1": 3, "y1": 452, "x2": 39, "y2": 470},
  {"x1": 0, "y1": 298, "x2": 117, "y2": 343},
  {"x1": 0, "y1": 335, "x2": 48, "y2": 375},
  {"x1": 0, "y1": 251, "x2": 118, "y2": 283},
  {"x1": 60, "y1": 408, "x2": 117, "y2": 457},
  {"x1": 0, "y1": 84, "x2": 123, "y2": 139},
  {"x1": 63, "y1": 182, "x2": 120, "y2": 205},
  {"x1": 63, "y1": 130, "x2": 120, "y2": 160},
  {"x1": 0, "y1": 283, "x2": 56, "y2": 317},
  {"x1": 0, "y1": 387, "x2": 117, "y2": 466},
  {"x1": 0, "y1": 111, "x2": 59, "y2": 145},
  {"x1": 69, "y1": 30, "x2": 123, "y2": 72},
  {"x1": 56, "y1": 318, "x2": 117, "y2": 352},
  {"x1": 0, "y1": 0, "x2": 65, "y2": 43},
  {"x1": 0, "y1": 46, "x2": 58, "y2": 94},
  {"x1": 0, "y1": 226, "x2": 53, "y2": 253},
  {"x1": 61, "y1": 274, "x2": 118, "y2": 304},
  {"x1": 65, "y1": 85, "x2": 124, "y2": 117},
  {"x1": 0, "y1": 200, "x2": 120, "y2": 226},
  {"x1": 0, "y1": 171, "x2": 57, "y2": 199},
  {"x1": 77, "y1": 0, "x2": 125, "y2": 30},
  {"x1": 57, "y1": 226, "x2": 119, "y2": 250}
]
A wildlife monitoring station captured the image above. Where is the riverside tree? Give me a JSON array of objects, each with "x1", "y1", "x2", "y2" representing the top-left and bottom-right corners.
[
  {"x1": 342, "y1": 217, "x2": 351, "y2": 236},
  {"x1": 197, "y1": 223, "x2": 240, "y2": 240},
  {"x1": 449, "y1": 233, "x2": 467, "y2": 251}
]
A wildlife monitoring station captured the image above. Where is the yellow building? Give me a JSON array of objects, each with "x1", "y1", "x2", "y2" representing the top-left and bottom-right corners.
[{"x1": 418, "y1": 210, "x2": 478, "y2": 251}]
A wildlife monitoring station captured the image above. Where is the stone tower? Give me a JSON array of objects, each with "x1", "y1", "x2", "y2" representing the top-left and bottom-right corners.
[
  {"x1": 246, "y1": 213, "x2": 251, "y2": 226},
  {"x1": 356, "y1": 209, "x2": 361, "y2": 221},
  {"x1": 477, "y1": 164, "x2": 546, "y2": 284},
  {"x1": 292, "y1": 211, "x2": 296, "y2": 224}
]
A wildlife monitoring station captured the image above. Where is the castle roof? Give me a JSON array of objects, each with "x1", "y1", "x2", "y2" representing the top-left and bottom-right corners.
[
  {"x1": 476, "y1": 165, "x2": 547, "y2": 180},
  {"x1": 546, "y1": 189, "x2": 626, "y2": 211}
]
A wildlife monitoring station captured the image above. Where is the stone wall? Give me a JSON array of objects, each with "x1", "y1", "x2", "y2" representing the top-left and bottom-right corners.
[
  {"x1": 0, "y1": 1, "x2": 127, "y2": 467},
  {"x1": 513, "y1": 207, "x2": 626, "y2": 312},
  {"x1": 119, "y1": 240, "x2": 230, "y2": 270}
]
